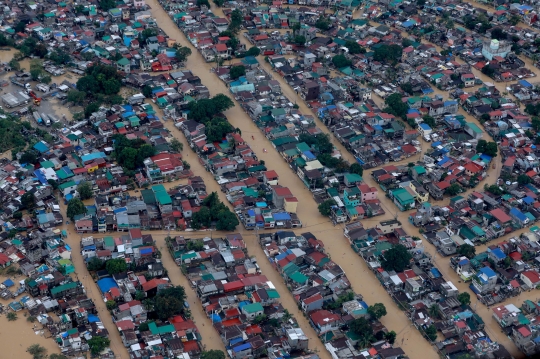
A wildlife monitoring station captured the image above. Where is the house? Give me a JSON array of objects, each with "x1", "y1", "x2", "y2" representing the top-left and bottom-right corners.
[
  {"x1": 309, "y1": 309, "x2": 341, "y2": 334},
  {"x1": 464, "y1": 122, "x2": 483, "y2": 140},
  {"x1": 391, "y1": 188, "x2": 415, "y2": 211},
  {"x1": 242, "y1": 302, "x2": 264, "y2": 319},
  {"x1": 461, "y1": 74, "x2": 475, "y2": 87},
  {"x1": 472, "y1": 267, "x2": 498, "y2": 294},
  {"x1": 358, "y1": 184, "x2": 377, "y2": 201},
  {"x1": 509, "y1": 208, "x2": 529, "y2": 227},
  {"x1": 418, "y1": 123, "x2": 432, "y2": 137},
  {"x1": 521, "y1": 270, "x2": 540, "y2": 289}
]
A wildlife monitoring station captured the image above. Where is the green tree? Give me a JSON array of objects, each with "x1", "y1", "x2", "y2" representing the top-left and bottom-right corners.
[
  {"x1": 428, "y1": 304, "x2": 440, "y2": 319},
  {"x1": 205, "y1": 117, "x2": 234, "y2": 142},
  {"x1": 7, "y1": 312, "x2": 17, "y2": 321},
  {"x1": 49, "y1": 354, "x2": 68, "y2": 359},
  {"x1": 245, "y1": 46, "x2": 260, "y2": 57},
  {"x1": 175, "y1": 46, "x2": 192, "y2": 62},
  {"x1": 350, "y1": 317, "x2": 373, "y2": 341},
  {"x1": 445, "y1": 183, "x2": 462, "y2": 196},
  {"x1": 332, "y1": 54, "x2": 352, "y2": 68},
  {"x1": 508, "y1": 14, "x2": 521, "y2": 26},
  {"x1": 457, "y1": 244, "x2": 476, "y2": 259},
  {"x1": 106, "y1": 300, "x2": 118, "y2": 310},
  {"x1": 381, "y1": 244, "x2": 412, "y2": 272},
  {"x1": 367, "y1": 303, "x2": 387, "y2": 319},
  {"x1": 8, "y1": 59, "x2": 20, "y2": 71},
  {"x1": 229, "y1": 65, "x2": 246, "y2": 79},
  {"x1": 187, "y1": 240, "x2": 205, "y2": 251},
  {"x1": 77, "y1": 181, "x2": 93, "y2": 200},
  {"x1": 170, "y1": 138, "x2": 183, "y2": 152},
  {"x1": 484, "y1": 141, "x2": 498, "y2": 157},
  {"x1": 294, "y1": 35, "x2": 306, "y2": 45},
  {"x1": 191, "y1": 206, "x2": 212, "y2": 229},
  {"x1": 457, "y1": 292, "x2": 471, "y2": 306},
  {"x1": 216, "y1": 209, "x2": 239, "y2": 231},
  {"x1": 188, "y1": 94, "x2": 235, "y2": 124},
  {"x1": 87, "y1": 336, "x2": 110, "y2": 356},
  {"x1": 48, "y1": 49, "x2": 71, "y2": 65},
  {"x1": 318, "y1": 199, "x2": 336, "y2": 216},
  {"x1": 315, "y1": 15, "x2": 331, "y2": 30},
  {"x1": 401, "y1": 82, "x2": 414, "y2": 95},
  {"x1": 21, "y1": 192, "x2": 35, "y2": 209},
  {"x1": 213, "y1": 0, "x2": 224, "y2": 6},
  {"x1": 67, "y1": 90, "x2": 86, "y2": 105},
  {"x1": 27, "y1": 344, "x2": 47, "y2": 359},
  {"x1": 518, "y1": 174, "x2": 532, "y2": 185},
  {"x1": 87, "y1": 257, "x2": 104, "y2": 271},
  {"x1": 84, "y1": 102, "x2": 101, "y2": 118},
  {"x1": 228, "y1": 9, "x2": 243, "y2": 33},
  {"x1": 385, "y1": 93, "x2": 409, "y2": 119},
  {"x1": 373, "y1": 44, "x2": 403, "y2": 65},
  {"x1": 201, "y1": 350, "x2": 226, "y2": 359},
  {"x1": 105, "y1": 258, "x2": 127, "y2": 274},
  {"x1": 349, "y1": 163, "x2": 363, "y2": 177},
  {"x1": 385, "y1": 331, "x2": 396, "y2": 344},
  {"x1": 476, "y1": 139, "x2": 487, "y2": 153},
  {"x1": 20, "y1": 151, "x2": 37, "y2": 164},
  {"x1": 486, "y1": 184, "x2": 503, "y2": 196},
  {"x1": 422, "y1": 115, "x2": 436, "y2": 128},
  {"x1": 345, "y1": 41, "x2": 365, "y2": 54},
  {"x1": 142, "y1": 85, "x2": 152, "y2": 98},
  {"x1": 491, "y1": 28, "x2": 506, "y2": 40},
  {"x1": 482, "y1": 65, "x2": 495, "y2": 77},
  {"x1": 425, "y1": 325, "x2": 437, "y2": 341},
  {"x1": 154, "y1": 294, "x2": 183, "y2": 320}
]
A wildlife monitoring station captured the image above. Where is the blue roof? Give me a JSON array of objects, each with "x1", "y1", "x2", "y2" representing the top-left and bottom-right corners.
[
  {"x1": 140, "y1": 248, "x2": 153, "y2": 255},
  {"x1": 3, "y1": 279, "x2": 14, "y2": 287},
  {"x1": 519, "y1": 79, "x2": 532, "y2": 88},
  {"x1": 509, "y1": 207, "x2": 527, "y2": 222},
  {"x1": 479, "y1": 267, "x2": 496, "y2": 278},
  {"x1": 524, "y1": 196, "x2": 535, "y2": 205},
  {"x1": 97, "y1": 278, "x2": 118, "y2": 293},
  {"x1": 275, "y1": 252, "x2": 288, "y2": 261},
  {"x1": 402, "y1": 20, "x2": 415, "y2": 27},
  {"x1": 33, "y1": 141, "x2": 49, "y2": 153},
  {"x1": 422, "y1": 87, "x2": 434, "y2": 94},
  {"x1": 432, "y1": 141, "x2": 442, "y2": 147},
  {"x1": 407, "y1": 109, "x2": 420, "y2": 114},
  {"x1": 419, "y1": 123, "x2": 432, "y2": 130},
  {"x1": 430, "y1": 268, "x2": 442, "y2": 278},
  {"x1": 80, "y1": 152, "x2": 106, "y2": 163},
  {"x1": 490, "y1": 248, "x2": 506, "y2": 260},
  {"x1": 273, "y1": 212, "x2": 291, "y2": 221},
  {"x1": 303, "y1": 151, "x2": 316, "y2": 160},
  {"x1": 458, "y1": 259, "x2": 469, "y2": 266},
  {"x1": 88, "y1": 314, "x2": 100, "y2": 323},
  {"x1": 233, "y1": 343, "x2": 252, "y2": 352},
  {"x1": 480, "y1": 154, "x2": 492, "y2": 163},
  {"x1": 437, "y1": 156, "x2": 450, "y2": 166},
  {"x1": 34, "y1": 169, "x2": 48, "y2": 185},
  {"x1": 373, "y1": 124, "x2": 383, "y2": 131},
  {"x1": 229, "y1": 337, "x2": 243, "y2": 346},
  {"x1": 444, "y1": 100, "x2": 457, "y2": 106}
]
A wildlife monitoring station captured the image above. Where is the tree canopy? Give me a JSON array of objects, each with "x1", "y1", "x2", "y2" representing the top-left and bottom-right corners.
[
  {"x1": 457, "y1": 292, "x2": 471, "y2": 306},
  {"x1": 318, "y1": 199, "x2": 336, "y2": 216},
  {"x1": 345, "y1": 41, "x2": 365, "y2": 54},
  {"x1": 106, "y1": 258, "x2": 127, "y2": 274},
  {"x1": 373, "y1": 44, "x2": 403, "y2": 64},
  {"x1": 229, "y1": 65, "x2": 246, "y2": 79},
  {"x1": 154, "y1": 286, "x2": 187, "y2": 320},
  {"x1": 201, "y1": 350, "x2": 226, "y2": 359},
  {"x1": 457, "y1": 244, "x2": 476, "y2": 259},
  {"x1": 315, "y1": 15, "x2": 331, "y2": 30},
  {"x1": 332, "y1": 54, "x2": 352, "y2": 68},
  {"x1": 77, "y1": 181, "x2": 93, "y2": 200},
  {"x1": 66, "y1": 198, "x2": 87, "y2": 220},
  {"x1": 368, "y1": 303, "x2": 387, "y2": 320},
  {"x1": 384, "y1": 93, "x2": 408, "y2": 119},
  {"x1": 381, "y1": 244, "x2": 411, "y2": 272},
  {"x1": 112, "y1": 134, "x2": 157, "y2": 171},
  {"x1": 187, "y1": 94, "x2": 235, "y2": 124},
  {"x1": 76, "y1": 65, "x2": 122, "y2": 97},
  {"x1": 88, "y1": 336, "x2": 110, "y2": 356}
]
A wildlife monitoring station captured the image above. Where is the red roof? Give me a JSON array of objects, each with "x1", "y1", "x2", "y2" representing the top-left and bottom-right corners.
[
  {"x1": 215, "y1": 43, "x2": 228, "y2": 52},
  {"x1": 522, "y1": 270, "x2": 540, "y2": 284},
  {"x1": 223, "y1": 280, "x2": 244, "y2": 292},
  {"x1": 116, "y1": 319, "x2": 135, "y2": 331},
  {"x1": 490, "y1": 208, "x2": 512, "y2": 223},
  {"x1": 303, "y1": 293, "x2": 323, "y2": 304}
]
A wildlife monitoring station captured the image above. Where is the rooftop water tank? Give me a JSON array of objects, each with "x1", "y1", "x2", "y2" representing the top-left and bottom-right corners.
[{"x1": 491, "y1": 39, "x2": 499, "y2": 50}]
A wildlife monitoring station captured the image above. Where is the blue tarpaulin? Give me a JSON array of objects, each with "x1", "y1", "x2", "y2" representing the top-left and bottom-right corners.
[
  {"x1": 273, "y1": 213, "x2": 291, "y2": 221},
  {"x1": 97, "y1": 278, "x2": 118, "y2": 293},
  {"x1": 3, "y1": 279, "x2": 14, "y2": 287},
  {"x1": 88, "y1": 314, "x2": 100, "y2": 323}
]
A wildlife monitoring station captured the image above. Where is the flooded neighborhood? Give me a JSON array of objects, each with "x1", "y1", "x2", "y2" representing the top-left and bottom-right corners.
[{"x1": 2, "y1": 0, "x2": 540, "y2": 359}]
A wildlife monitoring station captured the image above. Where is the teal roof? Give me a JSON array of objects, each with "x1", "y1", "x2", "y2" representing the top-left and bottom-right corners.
[
  {"x1": 243, "y1": 302, "x2": 263, "y2": 314},
  {"x1": 51, "y1": 282, "x2": 78, "y2": 295}
]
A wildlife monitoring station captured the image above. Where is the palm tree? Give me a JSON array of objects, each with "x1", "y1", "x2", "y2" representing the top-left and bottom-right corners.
[{"x1": 143, "y1": 299, "x2": 154, "y2": 311}]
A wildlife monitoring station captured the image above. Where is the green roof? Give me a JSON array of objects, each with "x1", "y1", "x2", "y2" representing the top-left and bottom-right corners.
[
  {"x1": 466, "y1": 122, "x2": 482, "y2": 134},
  {"x1": 243, "y1": 302, "x2": 263, "y2": 314},
  {"x1": 149, "y1": 322, "x2": 176, "y2": 335},
  {"x1": 152, "y1": 184, "x2": 172, "y2": 205},
  {"x1": 296, "y1": 142, "x2": 311, "y2": 152},
  {"x1": 289, "y1": 272, "x2": 309, "y2": 284},
  {"x1": 413, "y1": 165, "x2": 426, "y2": 175},
  {"x1": 40, "y1": 160, "x2": 54, "y2": 169},
  {"x1": 117, "y1": 57, "x2": 130, "y2": 66},
  {"x1": 104, "y1": 236, "x2": 114, "y2": 247},
  {"x1": 344, "y1": 173, "x2": 362, "y2": 183},
  {"x1": 266, "y1": 289, "x2": 280, "y2": 299},
  {"x1": 51, "y1": 282, "x2": 78, "y2": 295},
  {"x1": 392, "y1": 188, "x2": 414, "y2": 204},
  {"x1": 58, "y1": 181, "x2": 76, "y2": 190}
]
